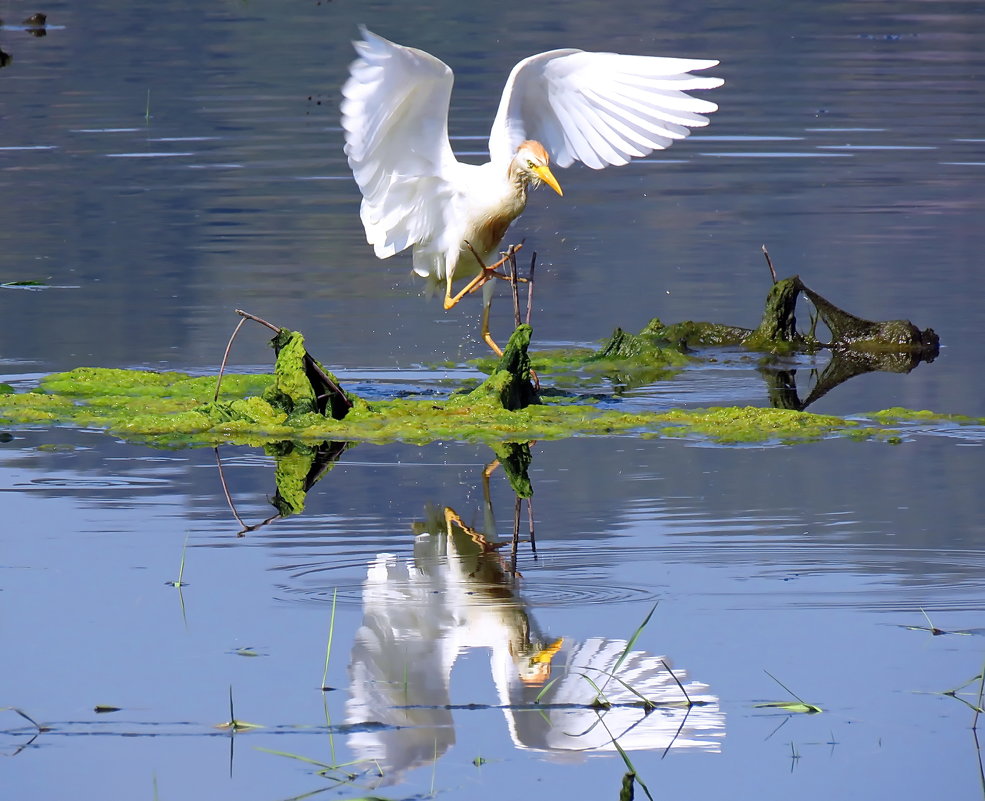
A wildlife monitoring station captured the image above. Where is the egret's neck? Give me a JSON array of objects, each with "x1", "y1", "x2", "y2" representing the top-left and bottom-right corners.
[{"x1": 506, "y1": 159, "x2": 532, "y2": 200}]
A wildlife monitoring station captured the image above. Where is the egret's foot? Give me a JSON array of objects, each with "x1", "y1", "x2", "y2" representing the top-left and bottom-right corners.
[
  {"x1": 443, "y1": 242, "x2": 527, "y2": 311},
  {"x1": 444, "y1": 506, "x2": 505, "y2": 552}
]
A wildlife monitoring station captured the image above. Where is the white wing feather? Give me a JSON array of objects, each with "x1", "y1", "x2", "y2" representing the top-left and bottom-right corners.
[
  {"x1": 341, "y1": 27, "x2": 460, "y2": 261},
  {"x1": 489, "y1": 50, "x2": 723, "y2": 169}
]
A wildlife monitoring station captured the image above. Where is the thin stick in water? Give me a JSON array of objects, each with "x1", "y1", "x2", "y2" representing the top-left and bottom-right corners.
[
  {"x1": 214, "y1": 316, "x2": 247, "y2": 402},
  {"x1": 509, "y1": 247, "x2": 521, "y2": 330},
  {"x1": 762, "y1": 244, "x2": 778, "y2": 284},
  {"x1": 525, "y1": 251, "x2": 537, "y2": 327}
]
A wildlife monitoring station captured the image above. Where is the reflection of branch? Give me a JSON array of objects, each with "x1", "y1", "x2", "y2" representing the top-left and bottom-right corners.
[
  {"x1": 974, "y1": 653, "x2": 985, "y2": 730},
  {"x1": 661, "y1": 704, "x2": 692, "y2": 760},
  {"x1": 214, "y1": 447, "x2": 249, "y2": 531},
  {"x1": 761, "y1": 342, "x2": 934, "y2": 412},
  {"x1": 973, "y1": 726, "x2": 985, "y2": 801},
  {"x1": 213, "y1": 446, "x2": 280, "y2": 536},
  {"x1": 0, "y1": 707, "x2": 48, "y2": 757}
]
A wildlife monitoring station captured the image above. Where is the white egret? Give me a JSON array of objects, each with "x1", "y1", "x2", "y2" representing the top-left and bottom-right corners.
[{"x1": 341, "y1": 26, "x2": 723, "y2": 353}]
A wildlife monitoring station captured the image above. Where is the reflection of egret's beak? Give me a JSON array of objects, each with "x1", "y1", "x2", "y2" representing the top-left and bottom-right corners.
[
  {"x1": 520, "y1": 637, "x2": 565, "y2": 686},
  {"x1": 532, "y1": 638, "x2": 564, "y2": 664},
  {"x1": 533, "y1": 165, "x2": 563, "y2": 196}
]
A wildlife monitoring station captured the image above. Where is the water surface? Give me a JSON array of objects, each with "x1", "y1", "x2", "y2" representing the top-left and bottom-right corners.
[{"x1": 2, "y1": 1, "x2": 984, "y2": 799}]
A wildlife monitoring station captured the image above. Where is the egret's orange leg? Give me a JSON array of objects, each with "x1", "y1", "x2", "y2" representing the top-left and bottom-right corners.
[
  {"x1": 480, "y1": 301, "x2": 503, "y2": 356},
  {"x1": 442, "y1": 242, "x2": 526, "y2": 311}
]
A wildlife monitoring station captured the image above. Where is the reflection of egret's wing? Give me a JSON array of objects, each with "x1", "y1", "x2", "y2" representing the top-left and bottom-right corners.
[
  {"x1": 346, "y1": 553, "x2": 457, "y2": 782},
  {"x1": 498, "y1": 638, "x2": 724, "y2": 754}
]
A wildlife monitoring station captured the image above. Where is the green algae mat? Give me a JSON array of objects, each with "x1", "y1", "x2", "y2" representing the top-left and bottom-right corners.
[
  {"x1": 0, "y1": 321, "x2": 973, "y2": 449},
  {"x1": 0, "y1": 277, "x2": 960, "y2": 448}
]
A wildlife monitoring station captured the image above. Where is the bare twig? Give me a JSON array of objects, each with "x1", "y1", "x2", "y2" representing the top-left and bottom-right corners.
[
  {"x1": 305, "y1": 357, "x2": 353, "y2": 412},
  {"x1": 214, "y1": 316, "x2": 248, "y2": 402},
  {"x1": 762, "y1": 245, "x2": 778, "y2": 285},
  {"x1": 232, "y1": 308, "x2": 351, "y2": 413},
  {"x1": 660, "y1": 659, "x2": 693, "y2": 707},
  {"x1": 525, "y1": 251, "x2": 537, "y2": 327},
  {"x1": 509, "y1": 248, "x2": 522, "y2": 330},
  {"x1": 235, "y1": 308, "x2": 280, "y2": 333}
]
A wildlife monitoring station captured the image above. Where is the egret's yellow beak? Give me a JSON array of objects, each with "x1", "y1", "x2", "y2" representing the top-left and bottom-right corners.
[{"x1": 533, "y1": 165, "x2": 563, "y2": 196}]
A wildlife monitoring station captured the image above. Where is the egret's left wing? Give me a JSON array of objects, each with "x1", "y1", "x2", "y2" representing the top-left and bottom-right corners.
[
  {"x1": 489, "y1": 49, "x2": 723, "y2": 169},
  {"x1": 341, "y1": 27, "x2": 460, "y2": 259}
]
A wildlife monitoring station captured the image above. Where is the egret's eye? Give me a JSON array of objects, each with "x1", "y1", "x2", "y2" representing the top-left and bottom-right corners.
[{"x1": 526, "y1": 160, "x2": 536, "y2": 169}]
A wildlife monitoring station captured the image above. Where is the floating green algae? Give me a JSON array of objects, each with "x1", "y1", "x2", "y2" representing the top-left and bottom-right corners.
[
  {"x1": 0, "y1": 362, "x2": 930, "y2": 448},
  {"x1": 0, "y1": 315, "x2": 964, "y2": 449},
  {"x1": 864, "y1": 407, "x2": 979, "y2": 425},
  {"x1": 654, "y1": 406, "x2": 869, "y2": 444}
]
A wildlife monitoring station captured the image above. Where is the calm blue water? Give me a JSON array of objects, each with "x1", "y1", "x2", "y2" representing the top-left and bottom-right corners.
[{"x1": 2, "y1": 1, "x2": 984, "y2": 799}]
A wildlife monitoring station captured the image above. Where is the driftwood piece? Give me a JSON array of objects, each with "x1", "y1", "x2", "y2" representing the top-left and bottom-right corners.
[
  {"x1": 799, "y1": 282, "x2": 939, "y2": 353},
  {"x1": 605, "y1": 275, "x2": 939, "y2": 359},
  {"x1": 594, "y1": 274, "x2": 939, "y2": 410},
  {"x1": 746, "y1": 276, "x2": 939, "y2": 356}
]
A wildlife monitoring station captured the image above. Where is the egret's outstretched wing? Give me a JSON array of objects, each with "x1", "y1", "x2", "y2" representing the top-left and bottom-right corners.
[
  {"x1": 489, "y1": 49, "x2": 723, "y2": 169},
  {"x1": 341, "y1": 27, "x2": 459, "y2": 259}
]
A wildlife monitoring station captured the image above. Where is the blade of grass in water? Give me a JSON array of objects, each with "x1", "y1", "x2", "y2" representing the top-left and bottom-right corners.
[
  {"x1": 597, "y1": 602, "x2": 658, "y2": 700},
  {"x1": 321, "y1": 588, "x2": 338, "y2": 691},
  {"x1": 755, "y1": 670, "x2": 822, "y2": 714}
]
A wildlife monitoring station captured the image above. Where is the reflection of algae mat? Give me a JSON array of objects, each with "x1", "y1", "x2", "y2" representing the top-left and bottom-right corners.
[{"x1": 0, "y1": 328, "x2": 976, "y2": 448}]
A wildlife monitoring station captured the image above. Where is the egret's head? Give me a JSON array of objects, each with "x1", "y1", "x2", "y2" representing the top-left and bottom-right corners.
[{"x1": 515, "y1": 140, "x2": 563, "y2": 196}]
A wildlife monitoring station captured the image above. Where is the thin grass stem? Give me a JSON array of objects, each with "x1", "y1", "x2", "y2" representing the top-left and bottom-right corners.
[{"x1": 321, "y1": 588, "x2": 338, "y2": 691}]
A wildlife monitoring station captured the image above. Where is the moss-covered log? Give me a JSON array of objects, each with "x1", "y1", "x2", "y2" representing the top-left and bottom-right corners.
[{"x1": 600, "y1": 275, "x2": 939, "y2": 361}]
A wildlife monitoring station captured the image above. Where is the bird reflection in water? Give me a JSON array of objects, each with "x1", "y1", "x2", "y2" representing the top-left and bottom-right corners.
[{"x1": 345, "y1": 456, "x2": 724, "y2": 782}]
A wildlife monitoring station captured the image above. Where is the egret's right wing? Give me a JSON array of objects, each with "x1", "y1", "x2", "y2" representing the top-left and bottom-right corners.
[
  {"x1": 341, "y1": 27, "x2": 460, "y2": 259},
  {"x1": 488, "y1": 48, "x2": 723, "y2": 170}
]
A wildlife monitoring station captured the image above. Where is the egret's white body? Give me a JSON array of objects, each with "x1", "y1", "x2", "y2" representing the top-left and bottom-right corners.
[{"x1": 341, "y1": 27, "x2": 723, "y2": 349}]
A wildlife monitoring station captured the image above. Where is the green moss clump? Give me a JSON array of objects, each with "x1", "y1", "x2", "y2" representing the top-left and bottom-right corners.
[
  {"x1": 595, "y1": 320, "x2": 692, "y2": 362},
  {"x1": 628, "y1": 318, "x2": 750, "y2": 349},
  {"x1": 865, "y1": 407, "x2": 978, "y2": 425},
  {"x1": 655, "y1": 406, "x2": 861, "y2": 444},
  {"x1": 263, "y1": 330, "x2": 320, "y2": 416},
  {"x1": 449, "y1": 325, "x2": 539, "y2": 411}
]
